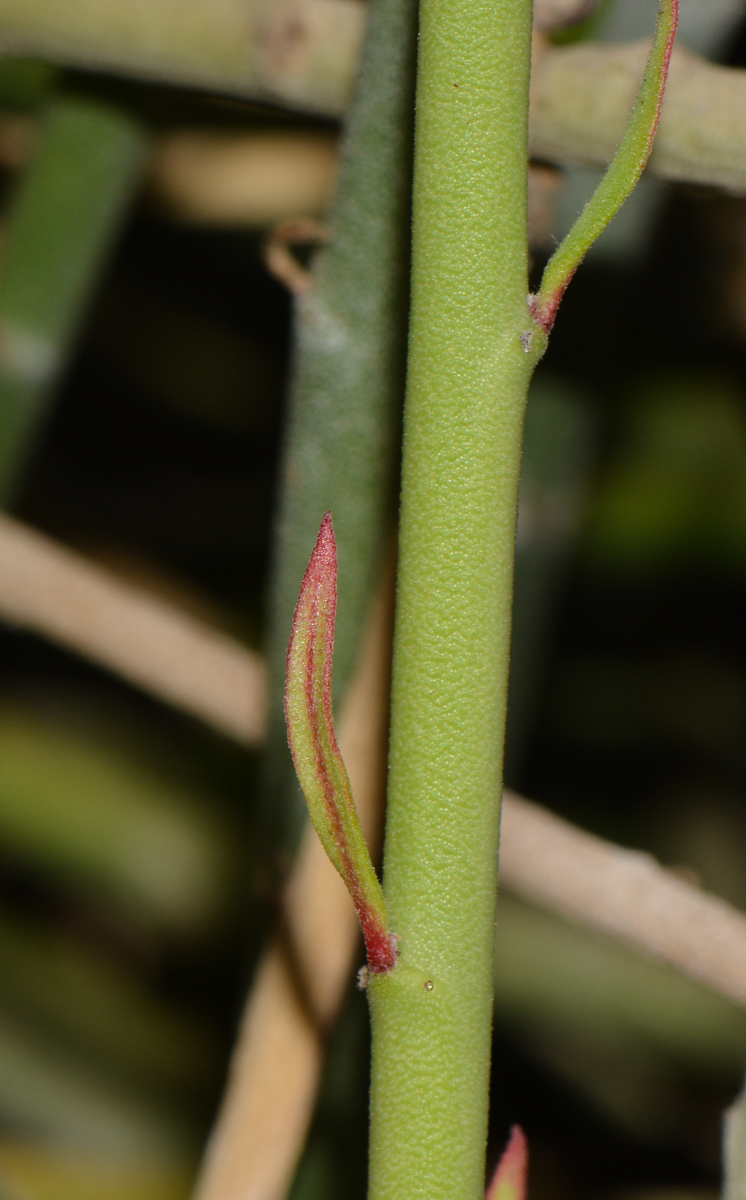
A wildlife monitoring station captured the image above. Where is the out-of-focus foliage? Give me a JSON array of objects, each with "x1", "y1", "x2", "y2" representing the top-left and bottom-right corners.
[
  {"x1": 0, "y1": 704, "x2": 236, "y2": 929},
  {"x1": 585, "y1": 379, "x2": 746, "y2": 573}
]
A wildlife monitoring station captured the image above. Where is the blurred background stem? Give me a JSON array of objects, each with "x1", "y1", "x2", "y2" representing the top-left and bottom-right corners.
[
  {"x1": 264, "y1": 0, "x2": 417, "y2": 852},
  {"x1": 0, "y1": 94, "x2": 147, "y2": 501},
  {"x1": 0, "y1": 0, "x2": 366, "y2": 116},
  {"x1": 366, "y1": 0, "x2": 539, "y2": 1197}
]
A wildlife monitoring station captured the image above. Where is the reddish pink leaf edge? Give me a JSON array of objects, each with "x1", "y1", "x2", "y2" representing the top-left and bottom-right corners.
[
  {"x1": 645, "y1": 0, "x2": 679, "y2": 157},
  {"x1": 285, "y1": 513, "x2": 397, "y2": 976},
  {"x1": 529, "y1": 0, "x2": 678, "y2": 338},
  {"x1": 485, "y1": 1126, "x2": 528, "y2": 1200}
]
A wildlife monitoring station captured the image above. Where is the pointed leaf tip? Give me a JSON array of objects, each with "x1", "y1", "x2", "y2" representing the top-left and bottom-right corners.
[
  {"x1": 284, "y1": 514, "x2": 396, "y2": 975},
  {"x1": 485, "y1": 1126, "x2": 528, "y2": 1200}
]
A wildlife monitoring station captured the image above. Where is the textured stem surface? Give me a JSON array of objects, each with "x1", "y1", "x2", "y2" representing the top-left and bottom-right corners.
[
  {"x1": 0, "y1": 0, "x2": 365, "y2": 117},
  {"x1": 366, "y1": 0, "x2": 539, "y2": 1196}
]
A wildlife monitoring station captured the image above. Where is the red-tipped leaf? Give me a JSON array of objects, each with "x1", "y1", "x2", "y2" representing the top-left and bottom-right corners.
[
  {"x1": 485, "y1": 1126, "x2": 528, "y2": 1200},
  {"x1": 284, "y1": 513, "x2": 396, "y2": 974}
]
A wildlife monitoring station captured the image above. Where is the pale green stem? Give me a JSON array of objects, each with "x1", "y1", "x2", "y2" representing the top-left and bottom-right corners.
[
  {"x1": 365, "y1": 1, "x2": 679, "y2": 1191},
  {"x1": 366, "y1": 0, "x2": 540, "y2": 1196}
]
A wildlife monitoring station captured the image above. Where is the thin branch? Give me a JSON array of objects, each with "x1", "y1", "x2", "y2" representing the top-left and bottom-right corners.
[
  {"x1": 0, "y1": 0, "x2": 366, "y2": 117},
  {"x1": 500, "y1": 791, "x2": 746, "y2": 1010},
  {"x1": 0, "y1": 512, "x2": 267, "y2": 745},
  {"x1": 4, "y1": 510, "x2": 746, "y2": 1018}
]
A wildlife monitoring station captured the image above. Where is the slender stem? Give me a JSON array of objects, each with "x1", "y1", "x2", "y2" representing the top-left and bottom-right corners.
[
  {"x1": 532, "y1": 0, "x2": 677, "y2": 332},
  {"x1": 0, "y1": 96, "x2": 147, "y2": 501},
  {"x1": 366, "y1": 0, "x2": 540, "y2": 1196}
]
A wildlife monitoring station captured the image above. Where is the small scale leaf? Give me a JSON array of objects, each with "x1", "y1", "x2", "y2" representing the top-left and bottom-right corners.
[
  {"x1": 485, "y1": 1127, "x2": 528, "y2": 1200},
  {"x1": 284, "y1": 513, "x2": 396, "y2": 975},
  {"x1": 530, "y1": 0, "x2": 678, "y2": 334}
]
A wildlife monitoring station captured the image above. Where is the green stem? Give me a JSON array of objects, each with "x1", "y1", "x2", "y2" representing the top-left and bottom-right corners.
[
  {"x1": 0, "y1": 95, "x2": 147, "y2": 501},
  {"x1": 366, "y1": 0, "x2": 539, "y2": 1196}
]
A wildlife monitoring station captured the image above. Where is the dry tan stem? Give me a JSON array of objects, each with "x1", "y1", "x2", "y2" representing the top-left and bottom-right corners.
[
  {"x1": 149, "y1": 131, "x2": 339, "y2": 226},
  {"x1": 0, "y1": 512, "x2": 266, "y2": 745},
  {"x1": 3, "y1": 0, "x2": 746, "y2": 194},
  {"x1": 193, "y1": 573, "x2": 393, "y2": 1200},
  {"x1": 500, "y1": 790, "x2": 746, "y2": 1009},
  {"x1": 3, "y1": 511, "x2": 746, "y2": 1014},
  {"x1": 0, "y1": 0, "x2": 366, "y2": 117},
  {"x1": 0, "y1": 0, "x2": 598, "y2": 111},
  {"x1": 530, "y1": 41, "x2": 746, "y2": 194},
  {"x1": 4, "y1": 34, "x2": 746, "y2": 194}
]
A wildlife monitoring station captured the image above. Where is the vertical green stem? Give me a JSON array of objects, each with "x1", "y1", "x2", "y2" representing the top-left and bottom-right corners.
[{"x1": 367, "y1": 0, "x2": 540, "y2": 1196}]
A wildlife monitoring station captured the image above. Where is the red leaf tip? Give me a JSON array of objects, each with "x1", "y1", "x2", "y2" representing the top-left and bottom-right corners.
[
  {"x1": 485, "y1": 1126, "x2": 528, "y2": 1200},
  {"x1": 304, "y1": 511, "x2": 337, "y2": 586},
  {"x1": 285, "y1": 512, "x2": 397, "y2": 977},
  {"x1": 317, "y1": 510, "x2": 335, "y2": 553}
]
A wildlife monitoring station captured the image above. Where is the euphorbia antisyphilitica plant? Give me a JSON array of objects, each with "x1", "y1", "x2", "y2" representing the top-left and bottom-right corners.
[{"x1": 285, "y1": 1, "x2": 678, "y2": 1199}]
